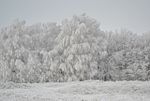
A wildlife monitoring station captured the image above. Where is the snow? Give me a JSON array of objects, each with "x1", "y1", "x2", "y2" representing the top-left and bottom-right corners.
[{"x1": 0, "y1": 80, "x2": 150, "y2": 101}]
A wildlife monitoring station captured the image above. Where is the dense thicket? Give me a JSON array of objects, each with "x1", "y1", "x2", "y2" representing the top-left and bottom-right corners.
[{"x1": 0, "y1": 15, "x2": 150, "y2": 83}]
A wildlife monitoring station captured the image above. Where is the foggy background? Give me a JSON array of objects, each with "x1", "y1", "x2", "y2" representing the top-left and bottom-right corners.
[{"x1": 0, "y1": 0, "x2": 150, "y2": 33}]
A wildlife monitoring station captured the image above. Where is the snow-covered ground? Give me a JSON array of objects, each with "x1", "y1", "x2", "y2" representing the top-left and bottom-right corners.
[{"x1": 0, "y1": 80, "x2": 150, "y2": 101}]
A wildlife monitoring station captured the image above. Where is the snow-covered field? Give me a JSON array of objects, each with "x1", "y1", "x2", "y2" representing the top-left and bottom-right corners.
[{"x1": 0, "y1": 81, "x2": 150, "y2": 101}]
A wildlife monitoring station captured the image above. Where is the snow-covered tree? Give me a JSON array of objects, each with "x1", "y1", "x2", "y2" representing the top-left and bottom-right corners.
[{"x1": 49, "y1": 14, "x2": 107, "y2": 81}]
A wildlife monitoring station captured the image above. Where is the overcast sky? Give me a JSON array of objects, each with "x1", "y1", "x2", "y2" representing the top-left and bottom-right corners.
[{"x1": 0, "y1": 0, "x2": 150, "y2": 33}]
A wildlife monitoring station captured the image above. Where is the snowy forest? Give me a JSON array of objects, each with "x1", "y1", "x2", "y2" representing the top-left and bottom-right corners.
[{"x1": 0, "y1": 14, "x2": 150, "y2": 83}]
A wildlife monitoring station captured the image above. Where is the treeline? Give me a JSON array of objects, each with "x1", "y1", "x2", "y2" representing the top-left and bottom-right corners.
[{"x1": 0, "y1": 14, "x2": 150, "y2": 83}]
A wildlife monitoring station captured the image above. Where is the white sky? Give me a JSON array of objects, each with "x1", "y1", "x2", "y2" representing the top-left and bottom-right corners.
[{"x1": 0, "y1": 0, "x2": 150, "y2": 33}]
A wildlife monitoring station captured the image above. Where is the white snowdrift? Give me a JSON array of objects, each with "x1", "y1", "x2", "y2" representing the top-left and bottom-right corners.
[{"x1": 0, "y1": 80, "x2": 150, "y2": 101}]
